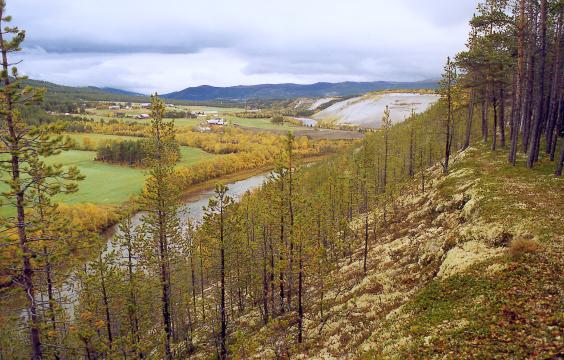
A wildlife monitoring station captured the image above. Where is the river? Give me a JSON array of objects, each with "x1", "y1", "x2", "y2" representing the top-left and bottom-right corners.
[
  {"x1": 105, "y1": 171, "x2": 271, "y2": 241},
  {"x1": 18, "y1": 171, "x2": 272, "y2": 319}
]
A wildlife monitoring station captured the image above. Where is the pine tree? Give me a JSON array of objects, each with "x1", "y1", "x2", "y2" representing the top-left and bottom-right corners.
[
  {"x1": 439, "y1": 57, "x2": 458, "y2": 174},
  {"x1": 203, "y1": 184, "x2": 234, "y2": 360},
  {"x1": 0, "y1": 4, "x2": 81, "y2": 358},
  {"x1": 138, "y1": 95, "x2": 180, "y2": 359}
]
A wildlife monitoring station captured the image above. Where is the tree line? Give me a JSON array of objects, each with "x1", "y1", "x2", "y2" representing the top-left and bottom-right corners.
[{"x1": 454, "y1": 0, "x2": 563, "y2": 174}]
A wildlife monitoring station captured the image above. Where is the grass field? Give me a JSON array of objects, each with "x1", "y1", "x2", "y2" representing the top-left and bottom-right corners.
[
  {"x1": 84, "y1": 114, "x2": 202, "y2": 129},
  {"x1": 177, "y1": 146, "x2": 215, "y2": 167},
  {"x1": 45, "y1": 150, "x2": 146, "y2": 205},
  {"x1": 67, "y1": 133, "x2": 141, "y2": 146},
  {"x1": 226, "y1": 115, "x2": 308, "y2": 130},
  {"x1": 0, "y1": 146, "x2": 216, "y2": 216}
]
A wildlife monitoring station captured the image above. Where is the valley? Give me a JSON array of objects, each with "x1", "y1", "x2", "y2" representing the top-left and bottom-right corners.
[{"x1": 1, "y1": 1, "x2": 563, "y2": 359}]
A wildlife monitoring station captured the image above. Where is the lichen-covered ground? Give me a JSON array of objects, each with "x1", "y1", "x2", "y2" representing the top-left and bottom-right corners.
[{"x1": 193, "y1": 145, "x2": 563, "y2": 359}]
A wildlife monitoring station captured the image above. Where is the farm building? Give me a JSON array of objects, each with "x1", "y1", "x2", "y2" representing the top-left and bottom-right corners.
[{"x1": 207, "y1": 118, "x2": 225, "y2": 126}]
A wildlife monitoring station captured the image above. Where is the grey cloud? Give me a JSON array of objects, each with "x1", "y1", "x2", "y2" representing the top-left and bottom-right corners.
[{"x1": 8, "y1": 0, "x2": 480, "y2": 91}]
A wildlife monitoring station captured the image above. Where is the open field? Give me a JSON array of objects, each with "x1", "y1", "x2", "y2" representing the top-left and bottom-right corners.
[
  {"x1": 0, "y1": 146, "x2": 216, "y2": 216},
  {"x1": 235, "y1": 120, "x2": 365, "y2": 140},
  {"x1": 226, "y1": 115, "x2": 309, "y2": 130},
  {"x1": 80, "y1": 113, "x2": 202, "y2": 129},
  {"x1": 67, "y1": 132, "x2": 141, "y2": 146}
]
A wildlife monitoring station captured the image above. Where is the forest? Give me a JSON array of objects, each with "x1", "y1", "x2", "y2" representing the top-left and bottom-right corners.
[{"x1": 0, "y1": 0, "x2": 562, "y2": 359}]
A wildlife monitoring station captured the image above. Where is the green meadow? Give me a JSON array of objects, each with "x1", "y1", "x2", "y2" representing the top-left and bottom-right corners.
[
  {"x1": 226, "y1": 115, "x2": 308, "y2": 130},
  {"x1": 0, "y1": 146, "x2": 216, "y2": 216}
]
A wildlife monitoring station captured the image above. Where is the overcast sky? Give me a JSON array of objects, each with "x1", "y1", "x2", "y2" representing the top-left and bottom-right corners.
[{"x1": 8, "y1": 0, "x2": 479, "y2": 94}]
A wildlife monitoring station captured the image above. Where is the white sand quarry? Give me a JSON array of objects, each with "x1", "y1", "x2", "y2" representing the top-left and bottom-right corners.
[
  {"x1": 308, "y1": 97, "x2": 337, "y2": 110},
  {"x1": 313, "y1": 93, "x2": 440, "y2": 128}
]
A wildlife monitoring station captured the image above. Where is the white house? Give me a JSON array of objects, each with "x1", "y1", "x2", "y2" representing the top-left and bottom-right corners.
[{"x1": 207, "y1": 118, "x2": 225, "y2": 126}]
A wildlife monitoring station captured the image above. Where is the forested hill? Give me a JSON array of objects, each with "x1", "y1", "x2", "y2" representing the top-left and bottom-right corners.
[
  {"x1": 22, "y1": 79, "x2": 148, "y2": 102},
  {"x1": 162, "y1": 80, "x2": 439, "y2": 100}
]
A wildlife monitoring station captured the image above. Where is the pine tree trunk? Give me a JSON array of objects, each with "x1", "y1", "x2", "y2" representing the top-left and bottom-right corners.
[
  {"x1": 126, "y1": 230, "x2": 143, "y2": 359},
  {"x1": 287, "y1": 148, "x2": 294, "y2": 312},
  {"x1": 219, "y1": 202, "x2": 227, "y2": 360},
  {"x1": 492, "y1": 94, "x2": 498, "y2": 150},
  {"x1": 509, "y1": 0, "x2": 527, "y2": 165},
  {"x1": 199, "y1": 237, "x2": 206, "y2": 322},
  {"x1": 190, "y1": 251, "x2": 197, "y2": 325},
  {"x1": 522, "y1": 3, "x2": 538, "y2": 153},
  {"x1": 556, "y1": 139, "x2": 564, "y2": 176},
  {"x1": 0, "y1": 25, "x2": 43, "y2": 358},
  {"x1": 279, "y1": 188, "x2": 285, "y2": 314},
  {"x1": 444, "y1": 62, "x2": 453, "y2": 174},
  {"x1": 269, "y1": 229, "x2": 275, "y2": 312},
  {"x1": 44, "y1": 247, "x2": 61, "y2": 360},
  {"x1": 159, "y1": 215, "x2": 173, "y2": 360},
  {"x1": 463, "y1": 89, "x2": 475, "y2": 150},
  {"x1": 482, "y1": 97, "x2": 488, "y2": 143},
  {"x1": 262, "y1": 225, "x2": 269, "y2": 324},
  {"x1": 500, "y1": 87, "x2": 506, "y2": 147},
  {"x1": 297, "y1": 236, "x2": 304, "y2": 344},
  {"x1": 409, "y1": 126, "x2": 415, "y2": 177},
  {"x1": 363, "y1": 213, "x2": 369, "y2": 274},
  {"x1": 528, "y1": 0, "x2": 548, "y2": 168},
  {"x1": 546, "y1": 9, "x2": 563, "y2": 155},
  {"x1": 99, "y1": 256, "x2": 113, "y2": 350}
]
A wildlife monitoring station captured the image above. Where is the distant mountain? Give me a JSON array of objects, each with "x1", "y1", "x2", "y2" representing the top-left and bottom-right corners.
[
  {"x1": 162, "y1": 80, "x2": 439, "y2": 101},
  {"x1": 21, "y1": 79, "x2": 149, "y2": 102},
  {"x1": 100, "y1": 87, "x2": 145, "y2": 96}
]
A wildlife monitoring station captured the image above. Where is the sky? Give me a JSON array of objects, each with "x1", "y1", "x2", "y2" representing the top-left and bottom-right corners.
[{"x1": 8, "y1": 0, "x2": 479, "y2": 94}]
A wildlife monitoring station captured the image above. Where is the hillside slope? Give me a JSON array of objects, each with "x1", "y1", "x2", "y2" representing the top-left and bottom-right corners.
[{"x1": 209, "y1": 145, "x2": 563, "y2": 359}]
